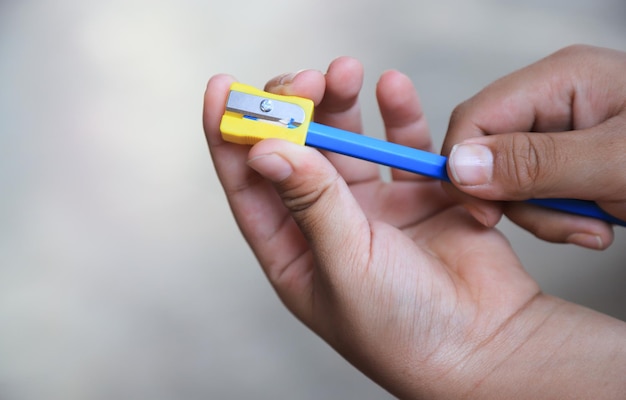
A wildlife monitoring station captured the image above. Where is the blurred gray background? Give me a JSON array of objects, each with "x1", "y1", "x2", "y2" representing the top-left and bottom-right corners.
[{"x1": 1, "y1": 0, "x2": 625, "y2": 399}]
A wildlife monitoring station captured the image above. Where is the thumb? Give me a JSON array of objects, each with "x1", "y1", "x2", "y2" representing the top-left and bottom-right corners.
[
  {"x1": 447, "y1": 125, "x2": 626, "y2": 209},
  {"x1": 247, "y1": 139, "x2": 370, "y2": 277}
]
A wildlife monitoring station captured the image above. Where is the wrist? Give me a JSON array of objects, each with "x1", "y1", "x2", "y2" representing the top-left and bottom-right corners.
[{"x1": 455, "y1": 294, "x2": 626, "y2": 399}]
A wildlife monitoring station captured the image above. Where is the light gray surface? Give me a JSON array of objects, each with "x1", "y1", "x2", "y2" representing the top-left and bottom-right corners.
[{"x1": 0, "y1": 1, "x2": 625, "y2": 399}]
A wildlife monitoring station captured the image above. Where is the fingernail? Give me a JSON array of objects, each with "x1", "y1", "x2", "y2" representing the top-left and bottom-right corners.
[
  {"x1": 449, "y1": 143, "x2": 493, "y2": 186},
  {"x1": 566, "y1": 233, "x2": 604, "y2": 250},
  {"x1": 276, "y1": 73, "x2": 296, "y2": 86},
  {"x1": 247, "y1": 153, "x2": 293, "y2": 182},
  {"x1": 277, "y1": 70, "x2": 305, "y2": 86}
]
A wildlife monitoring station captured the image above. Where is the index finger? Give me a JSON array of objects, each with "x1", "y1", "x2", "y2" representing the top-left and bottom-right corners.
[
  {"x1": 265, "y1": 57, "x2": 380, "y2": 185},
  {"x1": 203, "y1": 74, "x2": 254, "y2": 194}
]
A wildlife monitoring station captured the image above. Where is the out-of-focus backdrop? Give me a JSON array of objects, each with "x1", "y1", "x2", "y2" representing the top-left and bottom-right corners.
[{"x1": 1, "y1": 0, "x2": 625, "y2": 398}]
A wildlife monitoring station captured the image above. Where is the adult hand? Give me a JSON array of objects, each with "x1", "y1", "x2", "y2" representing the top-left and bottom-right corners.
[
  {"x1": 204, "y1": 57, "x2": 626, "y2": 398},
  {"x1": 442, "y1": 45, "x2": 626, "y2": 249}
]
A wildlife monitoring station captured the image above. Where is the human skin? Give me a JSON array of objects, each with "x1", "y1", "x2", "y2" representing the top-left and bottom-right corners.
[
  {"x1": 203, "y1": 55, "x2": 626, "y2": 399},
  {"x1": 443, "y1": 44, "x2": 626, "y2": 250}
]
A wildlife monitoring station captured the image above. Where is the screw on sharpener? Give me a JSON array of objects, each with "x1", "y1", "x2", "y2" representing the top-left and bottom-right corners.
[{"x1": 259, "y1": 99, "x2": 273, "y2": 113}]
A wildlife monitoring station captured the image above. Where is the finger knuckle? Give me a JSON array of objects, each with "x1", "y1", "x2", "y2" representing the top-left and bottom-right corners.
[
  {"x1": 504, "y1": 133, "x2": 556, "y2": 196},
  {"x1": 449, "y1": 102, "x2": 469, "y2": 128},
  {"x1": 281, "y1": 173, "x2": 340, "y2": 214},
  {"x1": 553, "y1": 44, "x2": 590, "y2": 58}
]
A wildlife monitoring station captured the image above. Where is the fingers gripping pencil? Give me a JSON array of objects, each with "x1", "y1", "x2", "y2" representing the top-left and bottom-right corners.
[{"x1": 220, "y1": 83, "x2": 626, "y2": 227}]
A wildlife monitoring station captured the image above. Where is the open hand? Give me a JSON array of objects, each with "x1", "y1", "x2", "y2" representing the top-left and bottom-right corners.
[{"x1": 204, "y1": 57, "x2": 626, "y2": 398}]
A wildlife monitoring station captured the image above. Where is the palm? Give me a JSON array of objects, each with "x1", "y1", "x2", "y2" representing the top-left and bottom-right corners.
[{"x1": 303, "y1": 176, "x2": 539, "y2": 360}]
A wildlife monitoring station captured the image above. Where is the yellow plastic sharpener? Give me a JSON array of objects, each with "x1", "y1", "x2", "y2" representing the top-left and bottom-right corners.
[{"x1": 220, "y1": 82, "x2": 314, "y2": 146}]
